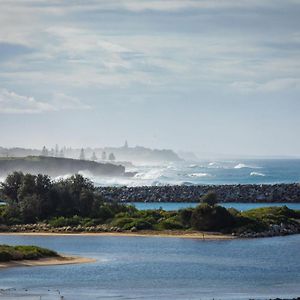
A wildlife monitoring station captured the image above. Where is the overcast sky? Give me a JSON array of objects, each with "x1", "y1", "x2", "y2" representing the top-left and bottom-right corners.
[{"x1": 0, "y1": 0, "x2": 300, "y2": 157}]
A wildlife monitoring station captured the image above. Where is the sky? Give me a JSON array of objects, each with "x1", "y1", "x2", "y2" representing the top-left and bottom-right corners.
[{"x1": 0, "y1": 0, "x2": 300, "y2": 157}]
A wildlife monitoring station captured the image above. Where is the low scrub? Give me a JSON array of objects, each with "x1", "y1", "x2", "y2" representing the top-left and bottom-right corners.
[{"x1": 0, "y1": 245, "x2": 58, "y2": 262}]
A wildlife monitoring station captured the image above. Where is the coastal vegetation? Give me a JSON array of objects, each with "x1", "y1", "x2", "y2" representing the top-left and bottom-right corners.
[
  {"x1": 0, "y1": 245, "x2": 58, "y2": 262},
  {"x1": 0, "y1": 172, "x2": 300, "y2": 237}
]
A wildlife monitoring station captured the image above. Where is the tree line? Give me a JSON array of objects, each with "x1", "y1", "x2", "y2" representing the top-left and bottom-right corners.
[{"x1": 0, "y1": 172, "x2": 129, "y2": 224}]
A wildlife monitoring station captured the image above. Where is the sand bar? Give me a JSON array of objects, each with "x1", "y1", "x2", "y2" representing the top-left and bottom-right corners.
[
  {"x1": 0, "y1": 231, "x2": 234, "y2": 240},
  {"x1": 0, "y1": 255, "x2": 96, "y2": 269}
]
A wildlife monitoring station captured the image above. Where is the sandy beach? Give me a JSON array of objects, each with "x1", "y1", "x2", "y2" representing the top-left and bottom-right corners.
[
  {"x1": 0, "y1": 255, "x2": 96, "y2": 269},
  {"x1": 0, "y1": 230, "x2": 234, "y2": 240}
]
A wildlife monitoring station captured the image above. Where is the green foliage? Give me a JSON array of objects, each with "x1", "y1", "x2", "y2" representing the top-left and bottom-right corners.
[
  {"x1": 0, "y1": 172, "x2": 134, "y2": 225},
  {"x1": 179, "y1": 208, "x2": 193, "y2": 228},
  {"x1": 1, "y1": 173, "x2": 300, "y2": 235},
  {"x1": 0, "y1": 244, "x2": 58, "y2": 262},
  {"x1": 124, "y1": 219, "x2": 153, "y2": 230},
  {"x1": 191, "y1": 203, "x2": 235, "y2": 231},
  {"x1": 227, "y1": 207, "x2": 240, "y2": 217},
  {"x1": 200, "y1": 191, "x2": 218, "y2": 206},
  {"x1": 158, "y1": 216, "x2": 184, "y2": 230},
  {"x1": 49, "y1": 215, "x2": 81, "y2": 227},
  {"x1": 110, "y1": 217, "x2": 135, "y2": 228},
  {"x1": 241, "y1": 206, "x2": 296, "y2": 225}
]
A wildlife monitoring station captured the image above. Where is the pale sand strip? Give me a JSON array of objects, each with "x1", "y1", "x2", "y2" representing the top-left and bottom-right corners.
[
  {"x1": 0, "y1": 255, "x2": 96, "y2": 269},
  {"x1": 0, "y1": 231, "x2": 234, "y2": 240}
]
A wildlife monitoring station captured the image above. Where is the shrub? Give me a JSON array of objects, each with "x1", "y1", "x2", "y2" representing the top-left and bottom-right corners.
[
  {"x1": 49, "y1": 215, "x2": 82, "y2": 227},
  {"x1": 158, "y1": 216, "x2": 183, "y2": 230},
  {"x1": 227, "y1": 207, "x2": 240, "y2": 217},
  {"x1": 110, "y1": 217, "x2": 135, "y2": 228},
  {"x1": 0, "y1": 245, "x2": 58, "y2": 262},
  {"x1": 179, "y1": 208, "x2": 193, "y2": 228},
  {"x1": 200, "y1": 192, "x2": 218, "y2": 206},
  {"x1": 123, "y1": 219, "x2": 153, "y2": 230},
  {"x1": 191, "y1": 203, "x2": 235, "y2": 231},
  {"x1": 0, "y1": 250, "x2": 12, "y2": 262},
  {"x1": 241, "y1": 206, "x2": 296, "y2": 225}
]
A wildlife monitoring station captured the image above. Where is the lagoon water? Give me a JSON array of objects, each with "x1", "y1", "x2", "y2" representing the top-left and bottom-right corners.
[
  {"x1": 130, "y1": 202, "x2": 300, "y2": 211},
  {"x1": 0, "y1": 234, "x2": 300, "y2": 300}
]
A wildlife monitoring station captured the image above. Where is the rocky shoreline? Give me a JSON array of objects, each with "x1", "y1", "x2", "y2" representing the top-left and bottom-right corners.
[
  {"x1": 238, "y1": 222, "x2": 300, "y2": 238},
  {"x1": 97, "y1": 183, "x2": 300, "y2": 203}
]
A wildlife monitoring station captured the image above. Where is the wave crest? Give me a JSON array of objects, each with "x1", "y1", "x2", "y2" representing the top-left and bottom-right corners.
[
  {"x1": 188, "y1": 172, "x2": 212, "y2": 178},
  {"x1": 250, "y1": 172, "x2": 266, "y2": 177}
]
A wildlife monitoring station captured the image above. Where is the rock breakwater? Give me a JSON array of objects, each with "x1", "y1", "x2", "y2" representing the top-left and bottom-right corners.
[{"x1": 97, "y1": 184, "x2": 300, "y2": 203}]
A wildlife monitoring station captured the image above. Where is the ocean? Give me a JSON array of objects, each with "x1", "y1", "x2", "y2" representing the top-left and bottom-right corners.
[{"x1": 82, "y1": 159, "x2": 300, "y2": 187}]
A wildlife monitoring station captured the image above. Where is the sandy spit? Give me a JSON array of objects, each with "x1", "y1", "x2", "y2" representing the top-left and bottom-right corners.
[
  {"x1": 0, "y1": 255, "x2": 96, "y2": 269},
  {"x1": 0, "y1": 231, "x2": 234, "y2": 240}
]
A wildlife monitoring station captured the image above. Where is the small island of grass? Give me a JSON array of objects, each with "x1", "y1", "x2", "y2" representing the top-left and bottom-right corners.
[
  {"x1": 0, "y1": 244, "x2": 58, "y2": 262},
  {"x1": 0, "y1": 244, "x2": 95, "y2": 269}
]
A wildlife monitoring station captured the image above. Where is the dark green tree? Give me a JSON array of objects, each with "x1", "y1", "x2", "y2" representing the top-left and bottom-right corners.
[
  {"x1": 191, "y1": 203, "x2": 234, "y2": 231},
  {"x1": 200, "y1": 191, "x2": 218, "y2": 206}
]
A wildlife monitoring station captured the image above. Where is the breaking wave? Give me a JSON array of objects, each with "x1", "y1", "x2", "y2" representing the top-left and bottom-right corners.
[
  {"x1": 188, "y1": 172, "x2": 212, "y2": 178},
  {"x1": 234, "y1": 163, "x2": 261, "y2": 169},
  {"x1": 250, "y1": 172, "x2": 266, "y2": 177}
]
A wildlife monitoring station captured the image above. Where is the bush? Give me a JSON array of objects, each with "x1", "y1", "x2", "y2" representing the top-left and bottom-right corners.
[
  {"x1": 0, "y1": 245, "x2": 58, "y2": 262},
  {"x1": 227, "y1": 207, "x2": 240, "y2": 217},
  {"x1": 200, "y1": 192, "x2": 218, "y2": 206},
  {"x1": 111, "y1": 217, "x2": 135, "y2": 228},
  {"x1": 179, "y1": 208, "x2": 193, "y2": 228},
  {"x1": 0, "y1": 250, "x2": 12, "y2": 262},
  {"x1": 191, "y1": 203, "x2": 235, "y2": 231},
  {"x1": 123, "y1": 219, "x2": 153, "y2": 230},
  {"x1": 158, "y1": 216, "x2": 184, "y2": 230},
  {"x1": 49, "y1": 215, "x2": 82, "y2": 227},
  {"x1": 241, "y1": 206, "x2": 296, "y2": 225}
]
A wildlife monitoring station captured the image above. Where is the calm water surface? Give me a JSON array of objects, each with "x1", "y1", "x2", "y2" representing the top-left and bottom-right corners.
[
  {"x1": 0, "y1": 234, "x2": 300, "y2": 299},
  {"x1": 130, "y1": 202, "x2": 300, "y2": 211}
]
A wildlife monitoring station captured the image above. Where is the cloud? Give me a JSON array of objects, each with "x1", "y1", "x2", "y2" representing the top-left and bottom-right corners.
[
  {"x1": 0, "y1": 88, "x2": 90, "y2": 114},
  {"x1": 51, "y1": 92, "x2": 91, "y2": 110},
  {"x1": 231, "y1": 78, "x2": 300, "y2": 93},
  {"x1": 0, "y1": 0, "x2": 300, "y2": 95}
]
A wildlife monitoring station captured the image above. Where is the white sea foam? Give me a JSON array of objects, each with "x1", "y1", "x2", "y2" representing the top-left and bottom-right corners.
[
  {"x1": 234, "y1": 163, "x2": 261, "y2": 169},
  {"x1": 189, "y1": 164, "x2": 198, "y2": 168},
  {"x1": 250, "y1": 172, "x2": 266, "y2": 177},
  {"x1": 188, "y1": 172, "x2": 212, "y2": 178},
  {"x1": 207, "y1": 162, "x2": 224, "y2": 169},
  {"x1": 134, "y1": 168, "x2": 166, "y2": 180}
]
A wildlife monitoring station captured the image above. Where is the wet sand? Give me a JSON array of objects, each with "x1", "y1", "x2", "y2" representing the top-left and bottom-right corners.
[{"x1": 0, "y1": 255, "x2": 96, "y2": 269}]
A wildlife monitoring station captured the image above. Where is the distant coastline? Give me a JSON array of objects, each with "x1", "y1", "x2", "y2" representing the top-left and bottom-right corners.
[{"x1": 0, "y1": 156, "x2": 129, "y2": 178}]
